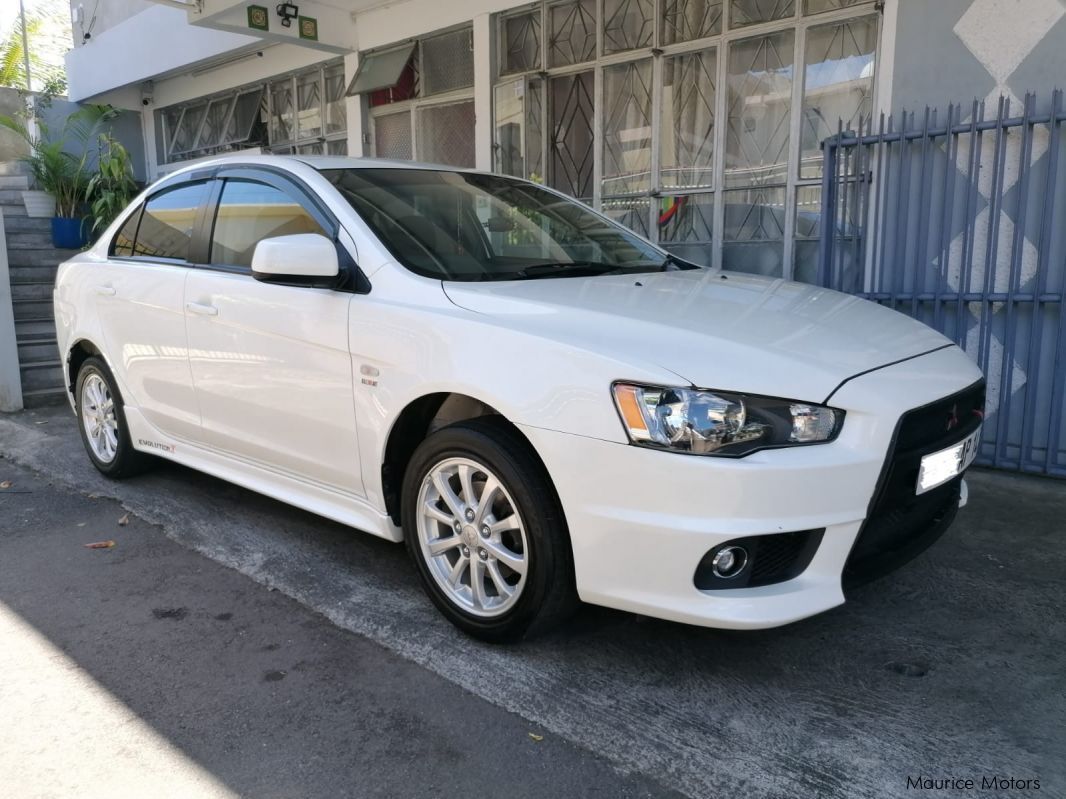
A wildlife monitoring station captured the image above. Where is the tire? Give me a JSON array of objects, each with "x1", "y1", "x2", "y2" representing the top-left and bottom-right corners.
[
  {"x1": 402, "y1": 416, "x2": 578, "y2": 643},
  {"x1": 75, "y1": 356, "x2": 152, "y2": 478}
]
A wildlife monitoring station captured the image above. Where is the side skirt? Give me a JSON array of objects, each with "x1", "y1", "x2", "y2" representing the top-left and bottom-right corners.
[{"x1": 124, "y1": 407, "x2": 402, "y2": 543}]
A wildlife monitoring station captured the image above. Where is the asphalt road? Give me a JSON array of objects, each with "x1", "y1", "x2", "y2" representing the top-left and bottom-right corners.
[
  {"x1": 0, "y1": 459, "x2": 677, "y2": 798},
  {"x1": 1, "y1": 405, "x2": 1063, "y2": 798}
]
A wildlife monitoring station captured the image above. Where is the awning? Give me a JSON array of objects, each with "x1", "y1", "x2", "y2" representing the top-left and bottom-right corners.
[{"x1": 345, "y1": 42, "x2": 416, "y2": 96}]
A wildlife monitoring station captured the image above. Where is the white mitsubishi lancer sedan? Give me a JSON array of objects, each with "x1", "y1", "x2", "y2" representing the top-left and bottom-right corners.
[{"x1": 54, "y1": 155, "x2": 985, "y2": 642}]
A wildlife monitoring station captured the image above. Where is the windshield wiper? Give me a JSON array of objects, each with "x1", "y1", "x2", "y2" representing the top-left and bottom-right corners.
[{"x1": 510, "y1": 261, "x2": 627, "y2": 280}]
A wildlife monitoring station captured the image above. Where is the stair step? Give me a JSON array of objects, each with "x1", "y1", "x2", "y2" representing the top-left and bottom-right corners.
[
  {"x1": 17, "y1": 337, "x2": 59, "y2": 362},
  {"x1": 0, "y1": 162, "x2": 30, "y2": 177},
  {"x1": 0, "y1": 176, "x2": 30, "y2": 190},
  {"x1": 12, "y1": 299, "x2": 53, "y2": 320},
  {"x1": 9, "y1": 265, "x2": 58, "y2": 282},
  {"x1": 19, "y1": 358, "x2": 65, "y2": 391},
  {"x1": 14, "y1": 317, "x2": 58, "y2": 336},
  {"x1": 7, "y1": 248, "x2": 80, "y2": 267},
  {"x1": 10, "y1": 280, "x2": 55, "y2": 300},
  {"x1": 17, "y1": 329, "x2": 58, "y2": 343},
  {"x1": 0, "y1": 204, "x2": 28, "y2": 217},
  {"x1": 22, "y1": 386, "x2": 68, "y2": 408},
  {"x1": 0, "y1": 189, "x2": 28, "y2": 204},
  {"x1": 1, "y1": 216, "x2": 52, "y2": 233},
  {"x1": 5, "y1": 230, "x2": 54, "y2": 248}
]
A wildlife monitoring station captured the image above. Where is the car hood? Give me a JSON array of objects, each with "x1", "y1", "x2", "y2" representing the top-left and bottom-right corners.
[{"x1": 442, "y1": 269, "x2": 952, "y2": 403}]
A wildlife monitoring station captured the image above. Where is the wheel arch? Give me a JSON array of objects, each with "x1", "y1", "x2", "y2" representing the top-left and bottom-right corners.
[
  {"x1": 66, "y1": 338, "x2": 110, "y2": 403},
  {"x1": 381, "y1": 391, "x2": 551, "y2": 527}
]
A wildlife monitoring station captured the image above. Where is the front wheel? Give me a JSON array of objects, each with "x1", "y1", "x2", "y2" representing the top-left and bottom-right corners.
[
  {"x1": 75, "y1": 356, "x2": 151, "y2": 478},
  {"x1": 402, "y1": 417, "x2": 577, "y2": 643}
]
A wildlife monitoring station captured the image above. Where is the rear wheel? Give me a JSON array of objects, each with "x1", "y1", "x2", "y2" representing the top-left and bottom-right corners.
[
  {"x1": 402, "y1": 417, "x2": 577, "y2": 643},
  {"x1": 75, "y1": 357, "x2": 151, "y2": 478}
]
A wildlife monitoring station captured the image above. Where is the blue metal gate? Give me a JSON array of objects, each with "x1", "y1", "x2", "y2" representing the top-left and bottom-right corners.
[{"x1": 818, "y1": 91, "x2": 1066, "y2": 477}]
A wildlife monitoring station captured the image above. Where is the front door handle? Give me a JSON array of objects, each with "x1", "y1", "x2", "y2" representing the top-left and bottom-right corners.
[
  {"x1": 185, "y1": 302, "x2": 219, "y2": 317},
  {"x1": 93, "y1": 285, "x2": 116, "y2": 296}
]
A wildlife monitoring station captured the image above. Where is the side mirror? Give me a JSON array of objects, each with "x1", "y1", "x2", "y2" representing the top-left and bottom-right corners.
[{"x1": 251, "y1": 233, "x2": 340, "y2": 285}]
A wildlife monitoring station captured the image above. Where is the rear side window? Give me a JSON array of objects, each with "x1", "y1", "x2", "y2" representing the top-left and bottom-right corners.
[
  {"x1": 110, "y1": 205, "x2": 141, "y2": 256},
  {"x1": 210, "y1": 179, "x2": 326, "y2": 268},
  {"x1": 134, "y1": 182, "x2": 208, "y2": 261}
]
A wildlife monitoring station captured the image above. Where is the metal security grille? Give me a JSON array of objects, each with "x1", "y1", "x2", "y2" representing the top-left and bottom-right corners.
[
  {"x1": 420, "y1": 28, "x2": 475, "y2": 96},
  {"x1": 362, "y1": 25, "x2": 476, "y2": 167},
  {"x1": 417, "y1": 101, "x2": 476, "y2": 167},
  {"x1": 375, "y1": 110, "x2": 413, "y2": 160},
  {"x1": 818, "y1": 91, "x2": 1066, "y2": 477}
]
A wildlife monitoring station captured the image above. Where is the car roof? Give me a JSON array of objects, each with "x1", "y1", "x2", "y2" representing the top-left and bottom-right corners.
[
  {"x1": 159, "y1": 153, "x2": 483, "y2": 179},
  {"x1": 149, "y1": 154, "x2": 506, "y2": 200},
  {"x1": 291, "y1": 155, "x2": 481, "y2": 173}
]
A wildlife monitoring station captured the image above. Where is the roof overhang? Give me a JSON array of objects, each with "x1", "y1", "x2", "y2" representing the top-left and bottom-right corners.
[{"x1": 66, "y1": 0, "x2": 378, "y2": 103}]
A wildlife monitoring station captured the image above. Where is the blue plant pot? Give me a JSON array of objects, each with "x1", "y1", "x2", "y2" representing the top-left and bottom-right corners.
[{"x1": 51, "y1": 217, "x2": 90, "y2": 249}]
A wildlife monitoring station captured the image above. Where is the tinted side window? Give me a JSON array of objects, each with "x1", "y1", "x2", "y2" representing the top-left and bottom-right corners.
[
  {"x1": 134, "y1": 182, "x2": 208, "y2": 261},
  {"x1": 210, "y1": 179, "x2": 326, "y2": 268},
  {"x1": 110, "y1": 204, "x2": 141, "y2": 256}
]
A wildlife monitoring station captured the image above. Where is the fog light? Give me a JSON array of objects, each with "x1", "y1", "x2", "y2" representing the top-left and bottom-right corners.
[{"x1": 711, "y1": 546, "x2": 748, "y2": 579}]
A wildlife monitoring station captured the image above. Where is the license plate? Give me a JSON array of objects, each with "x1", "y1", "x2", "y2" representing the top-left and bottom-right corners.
[{"x1": 916, "y1": 427, "x2": 981, "y2": 495}]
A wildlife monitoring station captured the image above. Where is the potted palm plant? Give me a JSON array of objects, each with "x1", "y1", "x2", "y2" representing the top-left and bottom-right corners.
[{"x1": 0, "y1": 96, "x2": 115, "y2": 248}]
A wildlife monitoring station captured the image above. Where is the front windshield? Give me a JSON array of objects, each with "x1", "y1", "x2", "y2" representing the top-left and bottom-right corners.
[{"x1": 321, "y1": 168, "x2": 685, "y2": 282}]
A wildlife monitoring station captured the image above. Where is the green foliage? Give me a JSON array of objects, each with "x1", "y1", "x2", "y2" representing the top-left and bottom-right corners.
[
  {"x1": 0, "y1": 14, "x2": 42, "y2": 90},
  {"x1": 87, "y1": 135, "x2": 138, "y2": 235},
  {"x1": 0, "y1": 99, "x2": 118, "y2": 219},
  {"x1": 0, "y1": 4, "x2": 70, "y2": 91}
]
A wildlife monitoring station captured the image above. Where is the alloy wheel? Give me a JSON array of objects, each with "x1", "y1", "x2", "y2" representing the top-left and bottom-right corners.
[
  {"x1": 81, "y1": 373, "x2": 119, "y2": 463},
  {"x1": 415, "y1": 456, "x2": 529, "y2": 617}
]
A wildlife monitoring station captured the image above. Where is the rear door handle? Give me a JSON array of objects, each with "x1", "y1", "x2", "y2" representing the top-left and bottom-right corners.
[
  {"x1": 93, "y1": 285, "x2": 116, "y2": 296},
  {"x1": 185, "y1": 302, "x2": 219, "y2": 317}
]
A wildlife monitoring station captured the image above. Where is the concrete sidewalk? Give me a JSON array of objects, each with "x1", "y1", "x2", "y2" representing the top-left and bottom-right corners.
[{"x1": 1, "y1": 405, "x2": 1064, "y2": 798}]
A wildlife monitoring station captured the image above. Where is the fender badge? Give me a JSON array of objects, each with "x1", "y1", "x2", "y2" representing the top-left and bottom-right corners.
[{"x1": 360, "y1": 364, "x2": 379, "y2": 387}]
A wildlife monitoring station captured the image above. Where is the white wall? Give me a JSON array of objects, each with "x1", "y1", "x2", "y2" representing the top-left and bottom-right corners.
[
  {"x1": 351, "y1": 0, "x2": 525, "y2": 51},
  {"x1": 150, "y1": 44, "x2": 339, "y2": 109},
  {"x1": 69, "y1": 0, "x2": 156, "y2": 46},
  {"x1": 65, "y1": 6, "x2": 260, "y2": 102}
]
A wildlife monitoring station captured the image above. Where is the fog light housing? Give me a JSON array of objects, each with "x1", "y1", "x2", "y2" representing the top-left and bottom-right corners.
[
  {"x1": 694, "y1": 530, "x2": 825, "y2": 590},
  {"x1": 711, "y1": 546, "x2": 748, "y2": 579}
]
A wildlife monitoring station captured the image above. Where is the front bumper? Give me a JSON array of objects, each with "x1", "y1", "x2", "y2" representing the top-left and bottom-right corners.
[{"x1": 519, "y1": 346, "x2": 985, "y2": 630}]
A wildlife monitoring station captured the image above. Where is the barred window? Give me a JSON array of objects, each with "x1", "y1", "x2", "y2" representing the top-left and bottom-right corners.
[
  {"x1": 353, "y1": 26, "x2": 477, "y2": 169},
  {"x1": 492, "y1": 0, "x2": 880, "y2": 282},
  {"x1": 155, "y1": 59, "x2": 347, "y2": 166}
]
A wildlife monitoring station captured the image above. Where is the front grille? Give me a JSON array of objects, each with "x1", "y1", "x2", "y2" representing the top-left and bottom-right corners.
[
  {"x1": 694, "y1": 529, "x2": 824, "y2": 590},
  {"x1": 843, "y1": 379, "x2": 985, "y2": 588}
]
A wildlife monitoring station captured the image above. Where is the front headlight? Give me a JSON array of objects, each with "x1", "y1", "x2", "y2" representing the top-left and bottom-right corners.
[{"x1": 612, "y1": 383, "x2": 843, "y2": 457}]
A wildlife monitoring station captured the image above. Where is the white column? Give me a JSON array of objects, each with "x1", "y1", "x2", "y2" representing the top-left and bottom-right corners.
[
  {"x1": 873, "y1": 0, "x2": 900, "y2": 118},
  {"x1": 141, "y1": 105, "x2": 159, "y2": 180},
  {"x1": 344, "y1": 51, "x2": 366, "y2": 157},
  {"x1": 0, "y1": 214, "x2": 24, "y2": 412},
  {"x1": 473, "y1": 12, "x2": 493, "y2": 171}
]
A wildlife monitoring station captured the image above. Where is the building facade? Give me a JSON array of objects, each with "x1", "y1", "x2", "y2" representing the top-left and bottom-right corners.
[
  {"x1": 52, "y1": 0, "x2": 1066, "y2": 475},
  {"x1": 63, "y1": 0, "x2": 1066, "y2": 280}
]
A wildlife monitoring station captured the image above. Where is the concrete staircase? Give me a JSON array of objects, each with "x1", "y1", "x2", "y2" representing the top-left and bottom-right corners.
[{"x1": 1, "y1": 162, "x2": 78, "y2": 407}]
